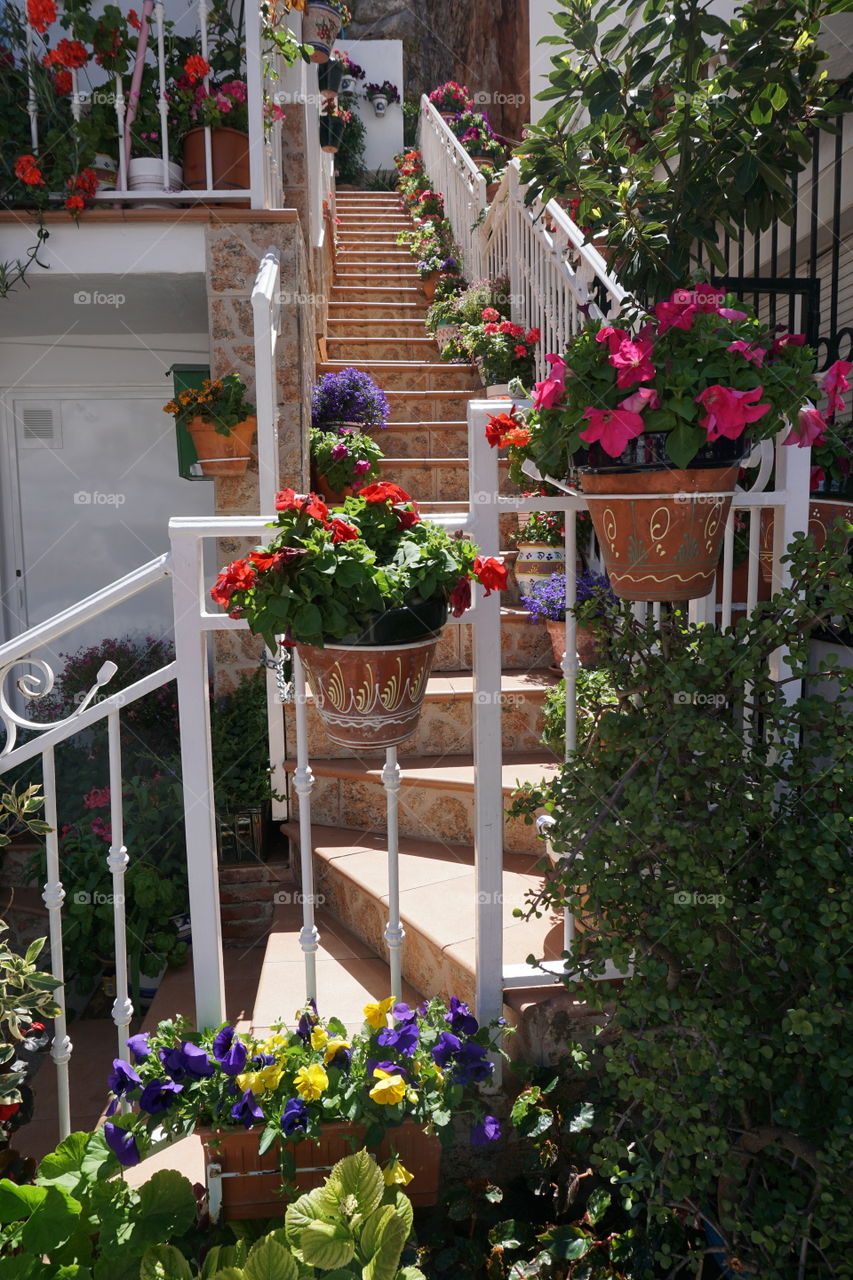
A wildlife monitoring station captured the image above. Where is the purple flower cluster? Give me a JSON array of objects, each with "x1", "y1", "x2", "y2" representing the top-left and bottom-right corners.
[
  {"x1": 311, "y1": 367, "x2": 389, "y2": 431},
  {"x1": 521, "y1": 571, "x2": 615, "y2": 623}
]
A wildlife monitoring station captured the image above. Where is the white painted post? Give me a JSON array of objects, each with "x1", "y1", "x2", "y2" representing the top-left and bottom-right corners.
[
  {"x1": 770, "y1": 432, "x2": 811, "y2": 701},
  {"x1": 244, "y1": 0, "x2": 266, "y2": 209},
  {"x1": 114, "y1": 73, "x2": 128, "y2": 192},
  {"x1": 106, "y1": 713, "x2": 133, "y2": 1070},
  {"x1": 154, "y1": 2, "x2": 169, "y2": 190},
  {"x1": 468, "y1": 401, "x2": 505, "y2": 1026},
  {"x1": 563, "y1": 514, "x2": 578, "y2": 757},
  {"x1": 292, "y1": 650, "x2": 319, "y2": 1000},
  {"x1": 41, "y1": 747, "x2": 72, "y2": 1140},
  {"x1": 198, "y1": 0, "x2": 214, "y2": 194},
  {"x1": 382, "y1": 747, "x2": 404, "y2": 1000},
  {"x1": 25, "y1": 23, "x2": 39, "y2": 151},
  {"x1": 169, "y1": 527, "x2": 226, "y2": 1029}
]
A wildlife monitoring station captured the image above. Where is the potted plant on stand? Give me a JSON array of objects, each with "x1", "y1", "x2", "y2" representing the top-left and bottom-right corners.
[
  {"x1": 365, "y1": 80, "x2": 400, "y2": 117},
  {"x1": 427, "y1": 81, "x2": 472, "y2": 121},
  {"x1": 519, "y1": 286, "x2": 832, "y2": 601},
  {"x1": 302, "y1": 0, "x2": 351, "y2": 63},
  {"x1": 164, "y1": 373, "x2": 257, "y2": 476},
  {"x1": 458, "y1": 310, "x2": 540, "y2": 397},
  {"x1": 309, "y1": 427, "x2": 384, "y2": 504},
  {"x1": 513, "y1": 510, "x2": 565, "y2": 598},
  {"x1": 311, "y1": 367, "x2": 390, "y2": 433},
  {"x1": 106, "y1": 994, "x2": 507, "y2": 1217},
  {"x1": 210, "y1": 484, "x2": 507, "y2": 752},
  {"x1": 520, "y1": 570, "x2": 617, "y2": 669}
]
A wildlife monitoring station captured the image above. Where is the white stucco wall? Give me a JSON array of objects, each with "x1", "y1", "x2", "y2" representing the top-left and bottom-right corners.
[{"x1": 334, "y1": 39, "x2": 404, "y2": 173}]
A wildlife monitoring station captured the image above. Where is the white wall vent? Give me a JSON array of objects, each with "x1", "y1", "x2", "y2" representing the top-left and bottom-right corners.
[{"x1": 15, "y1": 402, "x2": 62, "y2": 449}]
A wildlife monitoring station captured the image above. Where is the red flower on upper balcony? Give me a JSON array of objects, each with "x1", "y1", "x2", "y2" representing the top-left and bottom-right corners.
[
  {"x1": 45, "y1": 38, "x2": 88, "y2": 69},
  {"x1": 64, "y1": 193, "x2": 85, "y2": 214},
  {"x1": 211, "y1": 559, "x2": 256, "y2": 607},
  {"x1": 184, "y1": 54, "x2": 211, "y2": 85},
  {"x1": 53, "y1": 68, "x2": 72, "y2": 95},
  {"x1": 26, "y1": 0, "x2": 56, "y2": 33},
  {"x1": 14, "y1": 154, "x2": 45, "y2": 185},
  {"x1": 472, "y1": 556, "x2": 508, "y2": 597},
  {"x1": 127, "y1": 8, "x2": 142, "y2": 29}
]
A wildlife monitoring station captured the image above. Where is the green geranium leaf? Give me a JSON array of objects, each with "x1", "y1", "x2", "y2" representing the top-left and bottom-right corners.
[
  {"x1": 139, "y1": 1245, "x2": 194, "y2": 1280},
  {"x1": 21, "y1": 1186, "x2": 81, "y2": 1256},
  {"x1": 0, "y1": 1181, "x2": 46, "y2": 1223}
]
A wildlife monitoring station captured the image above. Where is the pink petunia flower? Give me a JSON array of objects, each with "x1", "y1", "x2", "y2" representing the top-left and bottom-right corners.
[
  {"x1": 810, "y1": 465, "x2": 825, "y2": 491},
  {"x1": 823, "y1": 360, "x2": 852, "y2": 415},
  {"x1": 727, "y1": 340, "x2": 766, "y2": 367},
  {"x1": 619, "y1": 387, "x2": 660, "y2": 413},
  {"x1": 580, "y1": 406, "x2": 645, "y2": 458},
  {"x1": 532, "y1": 353, "x2": 567, "y2": 410},
  {"x1": 595, "y1": 325, "x2": 629, "y2": 353},
  {"x1": 609, "y1": 337, "x2": 655, "y2": 390},
  {"x1": 695, "y1": 384, "x2": 770, "y2": 441},
  {"x1": 783, "y1": 405, "x2": 826, "y2": 448}
]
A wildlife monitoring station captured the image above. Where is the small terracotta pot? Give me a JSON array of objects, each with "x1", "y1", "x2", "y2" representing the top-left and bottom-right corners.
[
  {"x1": 312, "y1": 471, "x2": 354, "y2": 504},
  {"x1": 186, "y1": 415, "x2": 256, "y2": 477},
  {"x1": 580, "y1": 465, "x2": 738, "y2": 602},
  {"x1": 759, "y1": 499, "x2": 853, "y2": 584},
  {"x1": 421, "y1": 272, "x2": 439, "y2": 300},
  {"x1": 182, "y1": 127, "x2": 249, "y2": 190},
  {"x1": 545, "y1": 619, "x2": 600, "y2": 669},
  {"x1": 201, "y1": 1119, "x2": 441, "y2": 1220},
  {"x1": 296, "y1": 635, "x2": 440, "y2": 750}
]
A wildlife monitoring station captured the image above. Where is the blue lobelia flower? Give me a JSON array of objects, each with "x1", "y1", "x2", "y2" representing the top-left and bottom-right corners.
[
  {"x1": 212, "y1": 1026, "x2": 248, "y2": 1076},
  {"x1": 104, "y1": 1121, "x2": 140, "y2": 1167},
  {"x1": 108, "y1": 1058, "x2": 141, "y2": 1096},
  {"x1": 280, "y1": 1096, "x2": 309, "y2": 1136},
  {"x1": 231, "y1": 1089, "x2": 264, "y2": 1129}
]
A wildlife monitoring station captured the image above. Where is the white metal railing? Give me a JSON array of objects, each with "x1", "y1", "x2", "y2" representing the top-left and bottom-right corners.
[
  {"x1": 21, "y1": 0, "x2": 303, "y2": 209},
  {"x1": 418, "y1": 97, "x2": 488, "y2": 280},
  {"x1": 466, "y1": 398, "x2": 813, "y2": 1015}
]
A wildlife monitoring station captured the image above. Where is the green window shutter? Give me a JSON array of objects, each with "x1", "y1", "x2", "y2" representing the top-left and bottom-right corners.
[{"x1": 169, "y1": 364, "x2": 212, "y2": 481}]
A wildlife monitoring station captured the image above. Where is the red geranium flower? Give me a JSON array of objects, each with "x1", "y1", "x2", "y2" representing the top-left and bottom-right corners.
[
  {"x1": 68, "y1": 168, "x2": 99, "y2": 197},
  {"x1": 14, "y1": 154, "x2": 44, "y2": 185},
  {"x1": 359, "y1": 481, "x2": 414, "y2": 506},
  {"x1": 513, "y1": 344, "x2": 528, "y2": 359},
  {"x1": 26, "y1": 0, "x2": 57, "y2": 33},
  {"x1": 498, "y1": 320, "x2": 515, "y2": 335},
  {"x1": 503, "y1": 426, "x2": 531, "y2": 447},
  {"x1": 46, "y1": 38, "x2": 88, "y2": 69},
  {"x1": 473, "y1": 556, "x2": 507, "y2": 597},
  {"x1": 449, "y1": 575, "x2": 472, "y2": 617},
  {"x1": 274, "y1": 489, "x2": 330, "y2": 522},
  {"x1": 64, "y1": 193, "x2": 85, "y2": 214},
  {"x1": 210, "y1": 558, "x2": 256, "y2": 607},
  {"x1": 0, "y1": 1102, "x2": 21, "y2": 1122},
  {"x1": 481, "y1": 306, "x2": 500, "y2": 322},
  {"x1": 184, "y1": 54, "x2": 211, "y2": 84},
  {"x1": 526, "y1": 328, "x2": 541, "y2": 343},
  {"x1": 53, "y1": 68, "x2": 72, "y2": 94},
  {"x1": 330, "y1": 517, "x2": 360, "y2": 543},
  {"x1": 127, "y1": 7, "x2": 142, "y2": 28},
  {"x1": 484, "y1": 407, "x2": 520, "y2": 448}
]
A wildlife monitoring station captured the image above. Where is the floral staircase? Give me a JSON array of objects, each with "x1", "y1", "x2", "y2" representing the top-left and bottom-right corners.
[{"x1": 258, "y1": 191, "x2": 564, "y2": 1026}]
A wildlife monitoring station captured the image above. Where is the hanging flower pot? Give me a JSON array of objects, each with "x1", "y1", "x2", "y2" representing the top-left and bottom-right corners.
[
  {"x1": 182, "y1": 127, "x2": 250, "y2": 190},
  {"x1": 319, "y1": 111, "x2": 347, "y2": 153},
  {"x1": 296, "y1": 607, "x2": 445, "y2": 752},
  {"x1": 515, "y1": 542, "x2": 566, "y2": 597},
  {"x1": 420, "y1": 271, "x2": 440, "y2": 301},
  {"x1": 759, "y1": 499, "x2": 853, "y2": 584},
  {"x1": 186, "y1": 415, "x2": 257, "y2": 477},
  {"x1": 318, "y1": 57, "x2": 344, "y2": 95},
  {"x1": 303, "y1": 1, "x2": 347, "y2": 62},
  {"x1": 372, "y1": 94, "x2": 389, "y2": 116}
]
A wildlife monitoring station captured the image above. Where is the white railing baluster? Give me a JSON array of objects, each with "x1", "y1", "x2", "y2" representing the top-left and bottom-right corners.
[
  {"x1": 292, "y1": 650, "x2": 319, "y2": 1000},
  {"x1": 107, "y1": 712, "x2": 133, "y2": 1073},
  {"x1": 244, "y1": 0, "x2": 266, "y2": 208},
  {"x1": 69, "y1": 68, "x2": 82, "y2": 123},
  {"x1": 154, "y1": 2, "x2": 169, "y2": 190},
  {"x1": 720, "y1": 510, "x2": 735, "y2": 631},
  {"x1": 114, "y1": 73, "x2": 128, "y2": 192},
  {"x1": 198, "y1": 0, "x2": 214, "y2": 194},
  {"x1": 25, "y1": 23, "x2": 39, "y2": 150},
  {"x1": 382, "y1": 747, "x2": 404, "y2": 1000},
  {"x1": 41, "y1": 747, "x2": 72, "y2": 1138}
]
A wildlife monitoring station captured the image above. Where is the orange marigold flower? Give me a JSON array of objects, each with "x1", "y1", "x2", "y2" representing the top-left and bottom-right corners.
[
  {"x1": 14, "y1": 154, "x2": 45, "y2": 186},
  {"x1": 184, "y1": 54, "x2": 210, "y2": 85},
  {"x1": 26, "y1": 0, "x2": 57, "y2": 33}
]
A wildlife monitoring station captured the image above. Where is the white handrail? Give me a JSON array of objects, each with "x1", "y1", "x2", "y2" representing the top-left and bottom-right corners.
[{"x1": 418, "y1": 97, "x2": 488, "y2": 280}]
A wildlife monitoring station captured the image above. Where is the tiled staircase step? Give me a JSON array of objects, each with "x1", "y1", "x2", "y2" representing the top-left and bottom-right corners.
[
  {"x1": 330, "y1": 286, "x2": 427, "y2": 306},
  {"x1": 282, "y1": 669, "x2": 557, "y2": 760},
  {"x1": 318, "y1": 361, "x2": 481, "y2": 393},
  {"x1": 326, "y1": 337, "x2": 444, "y2": 363},
  {"x1": 287, "y1": 752, "x2": 558, "y2": 853},
  {"x1": 383, "y1": 389, "x2": 483, "y2": 421},
  {"x1": 380, "y1": 420, "x2": 468, "y2": 458},
  {"x1": 334, "y1": 264, "x2": 421, "y2": 279},
  {"x1": 328, "y1": 301, "x2": 429, "y2": 321},
  {"x1": 280, "y1": 824, "x2": 561, "y2": 1008},
  {"x1": 457, "y1": 606, "x2": 553, "y2": 672},
  {"x1": 251, "y1": 892, "x2": 421, "y2": 1035},
  {"x1": 327, "y1": 318, "x2": 428, "y2": 339},
  {"x1": 375, "y1": 456, "x2": 468, "y2": 501},
  {"x1": 338, "y1": 254, "x2": 416, "y2": 268},
  {"x1": 218, "y1": 859, "x2": 291, "y2": 945}
]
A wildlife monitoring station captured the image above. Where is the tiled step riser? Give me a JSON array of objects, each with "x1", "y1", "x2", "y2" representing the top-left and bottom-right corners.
[
  {"x1": 331, "y1": 288, "x2": 426, "y2": 306},
  {"x1": 327, "y1": 320, "x2": 428, "y2": 339},
  {"x1": 384, "y1": 392, "x2": 480, "y2": 422},
  {"x1": 325, "y1": 339, "x2": 444, "y2": 364},
  {"x1": 380, "y1": 423, "x2": 468, "y2": 459},
  {"x1": 300, "y1": 775, "x2": 540, "y2": 854},
  {"x1": 338, "y1": 253, "x2": 415, "y2": 266},
  {"x1": 328, "y1": 303, "x2": 429, "y2": 321},
  {"x1": 376, "y1": 459, "x2": 467, "y2": 502},
  {"x1": 283, "y1": 691, "x2": 548, "y2": 760},
  {"x1": 312, "y1": 854, "x2": 476, "y2": 1006},
  {"x1": 319, "y1": 365, "x2": 481, "y2": 393},
  {"x1": 447, "y1": 612, "x2": 552, "y2": 672}
]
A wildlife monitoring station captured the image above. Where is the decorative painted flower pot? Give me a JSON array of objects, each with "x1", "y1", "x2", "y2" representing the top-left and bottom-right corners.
[
  {"x1": 303, "y1": 1, "x2": 344, "y2": 62},
  {"x1": 434, "y1": 323, "x2": 460, "y2": 348},
  {"x1": 296, "y1": 623, "x2": 443, "y2": 751},
  {"x1": 319, "y1": 114, "x2": 346, "y2": 152},
  {"x1": 486, "y1": 384, "x2": 511, "y2": 398},
  {"x1": 93, "y1": 152, "x2": 118, "y2": 191},
  {"x1": 182, "y1": 127, "x2": 250, "y2": 190},
  {"x1": 758, "y1": 498, "x2": 853, "y2": 584},
  {"x1": 421, "y1": 272, "x2": 440, "y2": 300},
  {"x1": 371, "y1": 94, "x2": 389, "y2": 116},
  {"x1": 186, "y1": 415, "x2": 257, "y2": 477},
  {"x1": 340, "y1": 74, "x2": 356, "y2": 94},
  {"x1": 202, "y1": 1119, "x2": 441, "y2": 1220},
  {"x1": 515, "y1": 542, "x2": 566, "y2": 597}
]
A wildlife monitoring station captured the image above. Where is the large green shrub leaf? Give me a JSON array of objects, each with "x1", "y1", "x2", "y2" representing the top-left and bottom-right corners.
[
  {"x1": 299, "y1": 1221, "x2": 356, "y2": 1270},
  {"x1": 362, "y1": 1212, "x2": 407, "y2": 1280},
  {"x1": 360, "y1": 1205, "x2": 395, "y2": 1261},
  {"x1": 326, "y1": 1151, "x2": 383, "y2": 1219},
  {"x1": 243, "y1": 1238, "x2": 299, "y2": 1280},
  {"x1": 284, "y1": 1190, "x2": 334, "y2": 1258},
  {"x1": 37, "y1": 1133, "x2": 110, "y2": 1196},
  {"x1": 139, "y1": 1245, "x2": 194, "y2": 1280},
  {"x1": 129, "y1": 1171, "x2": 197, "y2": 1252},
  {"x1": 21, "y1": 1186, "x2": 81, "y2": 1255},
  {"x1": 0, "y1": 1181, "x2": 46, "y2": 1223}
]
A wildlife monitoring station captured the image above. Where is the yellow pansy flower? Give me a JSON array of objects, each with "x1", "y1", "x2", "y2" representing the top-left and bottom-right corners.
[
  {"x1": 262, "y1": 1034, "x2": 286, "y2": 1053},
  {"x1": 324, "y1": 1037, "x2": 351, "y2": 1065},
  {"x1": 236, "y1": 1071, "x2": 260, "y2": 1094},
  {"x1": 294, "y1": 1063, "x2": 328, "y2": 1101},
  {"x1": 382, "y1": 1158, "x2": 414, "y2": 1187},
  {"x1": 369, "y1": 1069, "x2": 407, "y2": 1106},
  {"x1": 258, "y1": 1063, "x2": 284, "y2": 1092},
  {"x1": 310, "y1": 1026, "x2": 329, "y2": 1050},
  {"x1": 363, "y1": 996, "x2": 395, "y2": 1031}
]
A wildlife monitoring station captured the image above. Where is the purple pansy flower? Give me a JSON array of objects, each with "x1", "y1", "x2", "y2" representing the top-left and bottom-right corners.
[
  {"x1": 471, "y1": 1115, "x2": 502, "y2": 1145},
  {"x1": 281, "y1": 1097, "x2": 309, "y2": 1136},
  {"x1": 231, "y1": 1088, "x2": 264, "y2": 1129},
  {"x1": 431, "y1": 1031, "x2": 461, "y2": 1069},
  {"x1": 377, "y1": 1021, "x2": 420, "y2": 1056},
  {"x1": 212, "y1": 1026, "x2": 248, "y2": 1076},
  {"x1": 296, "y1": 999, "x2": 319, "y2": 1045},
  {"x1": 368, "y1": 1058, "x2": 407, "y2": 1079},
  {"x1": 452, "y1": 1042, "x2": 493, "y2": 1085},
  {"x1": 126, "y1": 1032, "x2": 150, "y2": 1061},
  {"x1": 138, "y1": 1078, "x2": 183, "y2": 1115},
  {"x1": 104, "y1": 1121, "x2": 140, "y2": 1167},
  {"x1": 108, "y1": 1058, "x2": 141, "y2": 1096},
  {"x1": 445, "y1": 996, "x2": 479, "y2": 1036}
]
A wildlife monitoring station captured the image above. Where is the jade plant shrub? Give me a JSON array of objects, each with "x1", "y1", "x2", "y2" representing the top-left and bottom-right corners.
[
  {"x1": 509, "y1": 527, "x2": 853, "y2": 1278},
  {"x1": 540, "y1": 667, "x2": 620, "y2": 759}
]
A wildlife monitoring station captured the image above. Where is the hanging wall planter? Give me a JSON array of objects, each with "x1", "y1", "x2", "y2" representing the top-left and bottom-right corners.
[
  {"x1": 319, "y1": 112, "x2": 347, "y2": 153},
  {"x1": 371, "y1": 93, "x2": 389, "y2": 116},
  {"x1": 186, "y1": 415, "x2": 257, "y2": 477},
  {"x1": 303, "y1": 1, "x2": 346, "y2": 62}
]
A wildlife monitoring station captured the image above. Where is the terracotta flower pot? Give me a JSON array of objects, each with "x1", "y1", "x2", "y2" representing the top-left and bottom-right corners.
[
  {"x1": 202, "y1": 1119, "x2": 441, "y2": 1220},
  {"x1": 312, "y1": 472, "x2": 355, "y2": 504},
  {"x1": 182, "y1": 127, "x2": 250, "y2": 191},
  {"x1": 545, "y1": 619, "x2": 600, "y2": 669},
  {"x1": 296, "y1": 634, "x2": 441, "y2": 751},
  {"x1": 515, "y1": 542, "x2": 565, "y2": 598},
  {"x1": 759, "y1": 499, "x2": 853, "y2": 584},
  {"x1": 186, "y1": 415, "x2": 257, "y2": 477},
  {"x1": 421, "y1": 272, "x2": 440, "y2": 301},
  {"x1": 580, "y1": 465, "x2": 738, "y2": 602}
]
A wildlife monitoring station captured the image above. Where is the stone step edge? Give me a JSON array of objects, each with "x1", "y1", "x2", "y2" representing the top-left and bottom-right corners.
[
  {"x1": 291, "y1": 669, "x2": 558, "y2": 706},
  {"x1": 282, "y1": 751, "x2": 557, "y2": 796}
]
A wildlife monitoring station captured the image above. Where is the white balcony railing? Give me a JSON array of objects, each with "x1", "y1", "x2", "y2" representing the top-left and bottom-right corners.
[{"x1": 419, "y1": 98, "x2": 489, "y2": 280}]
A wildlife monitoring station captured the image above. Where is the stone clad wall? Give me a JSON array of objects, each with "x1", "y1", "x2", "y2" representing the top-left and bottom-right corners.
[{"x1": 205, "y1": 214, "x2": 315, "y2": 692}]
